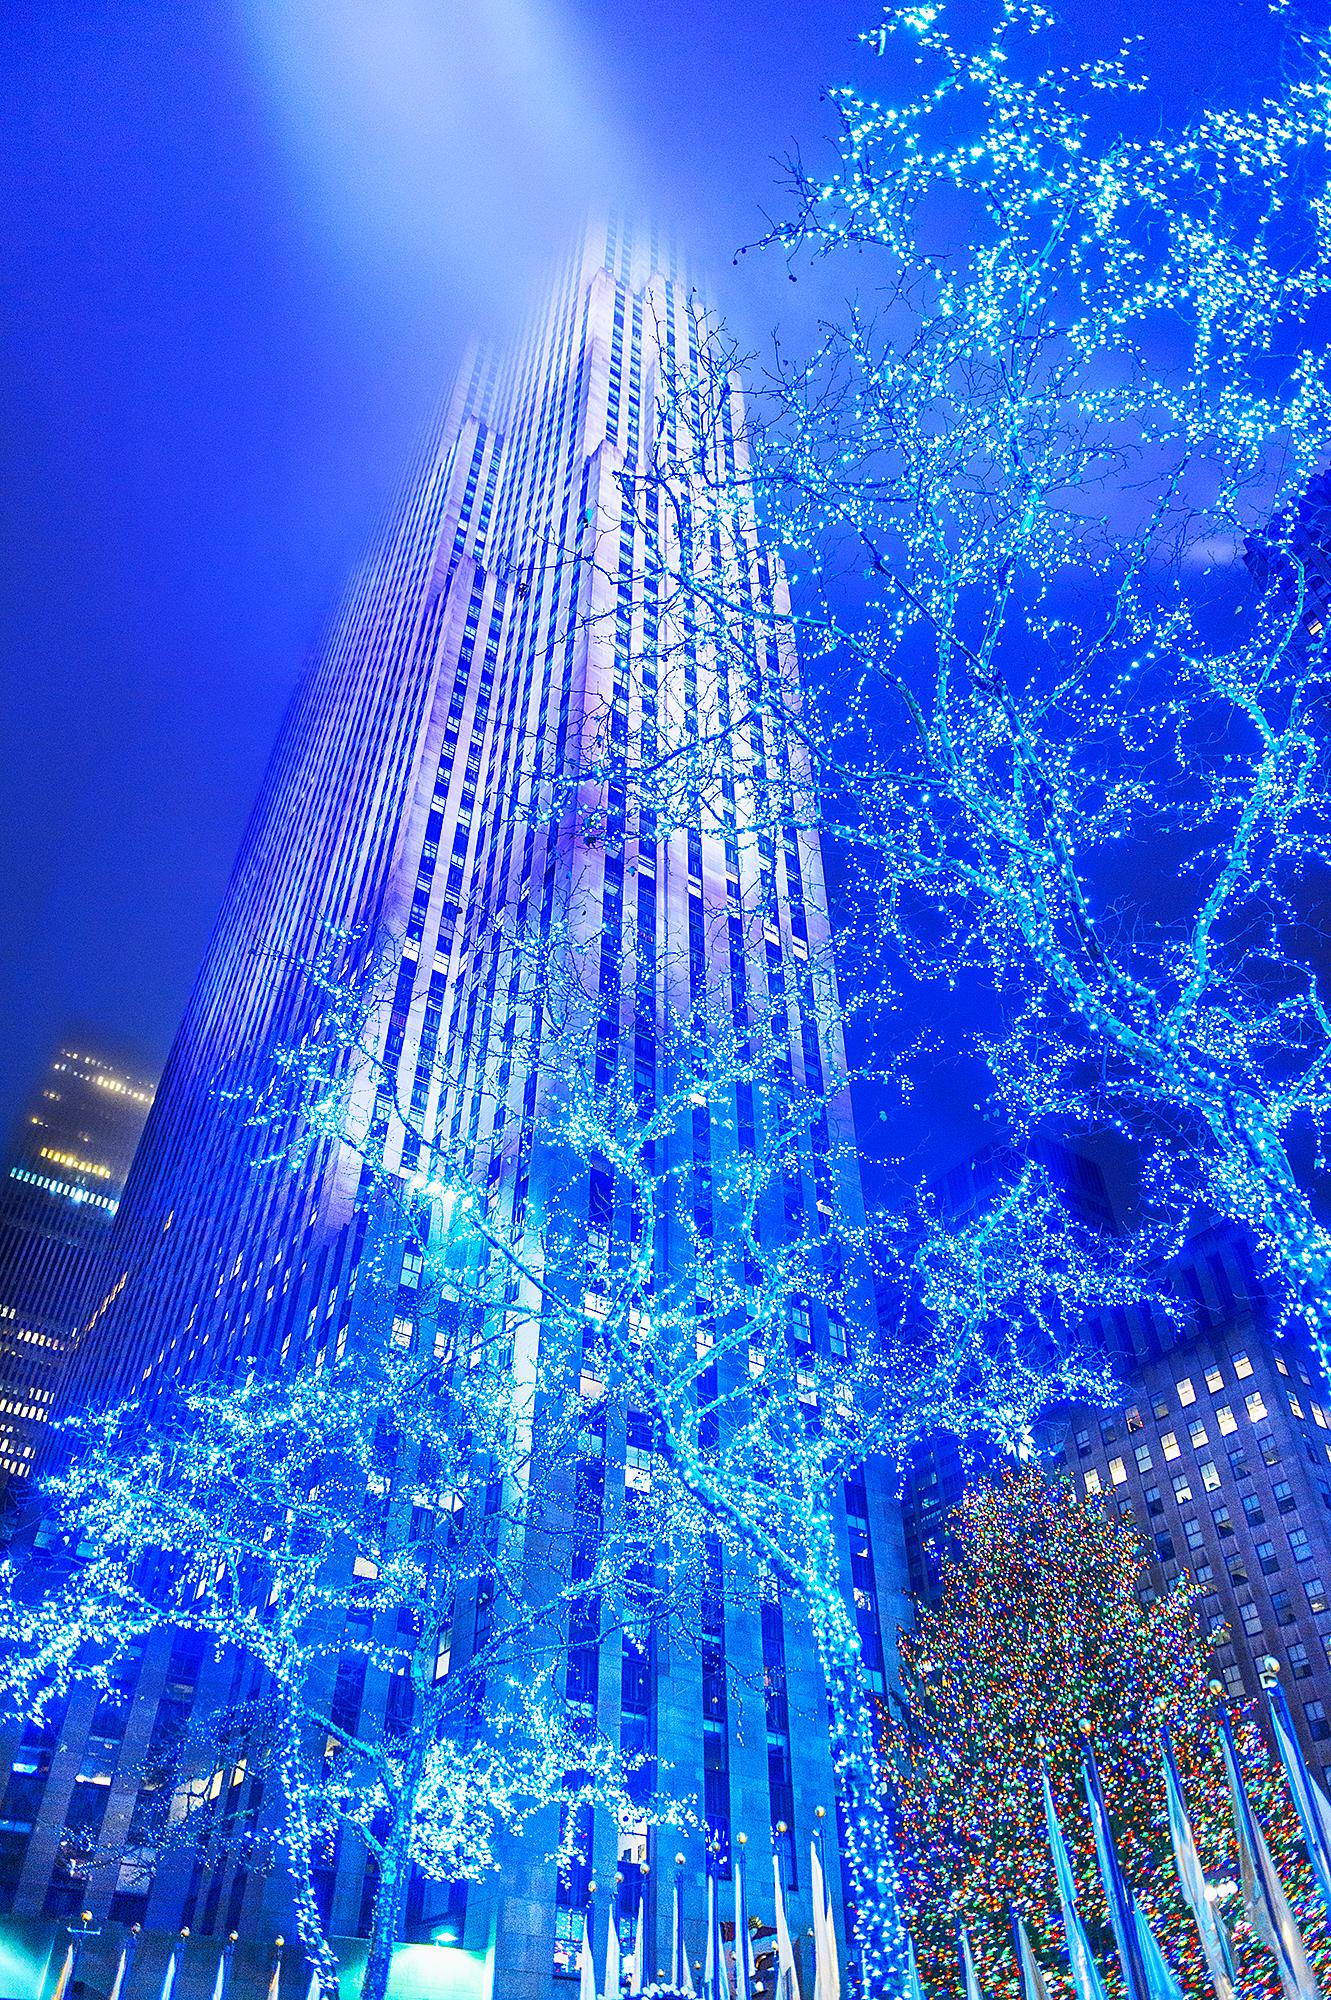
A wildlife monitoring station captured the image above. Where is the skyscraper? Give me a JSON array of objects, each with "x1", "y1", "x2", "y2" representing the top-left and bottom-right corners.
[
  {"x1": 7, "y1": 220, "x2": 906, "y2": 1995},
  {"x1": 0, "y1": 1039, "x2": 154, "y2": 1490}
]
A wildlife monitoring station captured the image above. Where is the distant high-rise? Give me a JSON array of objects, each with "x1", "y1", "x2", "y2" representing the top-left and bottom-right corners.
[
  {"x1": 7, "y1": 222, "x2": 907, "y2": 1994},
  {"x1": 0, "y1": 1039, "x2": 154, "y2": 1488}
]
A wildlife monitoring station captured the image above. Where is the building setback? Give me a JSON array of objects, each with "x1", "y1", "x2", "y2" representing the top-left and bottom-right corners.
[
  {"x1": 0, "y1": 220, "x2": 908, "y2": 1998},
  {"x1": 0, "y1": 1040, "x2": 155, "y2": 1492}
]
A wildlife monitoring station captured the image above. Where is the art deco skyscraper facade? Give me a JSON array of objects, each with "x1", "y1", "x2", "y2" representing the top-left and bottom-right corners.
[{"x1": 13, "y1": 220, "x2": 906, "y2": 1995}]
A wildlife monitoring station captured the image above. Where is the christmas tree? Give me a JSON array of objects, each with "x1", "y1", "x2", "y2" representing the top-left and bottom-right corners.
[{"x1": 884, "y1": 1468, "x2": 1331, "y2": 2000}]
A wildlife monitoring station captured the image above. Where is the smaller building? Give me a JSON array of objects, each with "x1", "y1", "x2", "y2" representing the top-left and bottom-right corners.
[
  {"x1": 0, "y1": 1040, "x2": 155, "y2": 1492},
  {"x1": 1058, "y1": 1238, "x2": 1331, "y2": 1781},
  {"x1": 902, "y1": 1213, "x2": 1331, "y2": 1785}
]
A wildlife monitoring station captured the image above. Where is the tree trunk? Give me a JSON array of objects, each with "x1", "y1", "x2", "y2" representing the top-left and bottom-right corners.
[
  {"x1": 806, "y1": 1509, "x2": 912, "y2": 2000},
  {"x1": 362, "y1": 1836, "x2": 412, "y2": 2000}
]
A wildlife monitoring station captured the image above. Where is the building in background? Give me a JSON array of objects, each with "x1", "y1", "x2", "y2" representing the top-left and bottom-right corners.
[
  {"x1": 899, "y1": 1152, "x2": 1331, "y2": 1783},
  {"x1": 0, "y1": 220, "x2": 907, "y2": 1998},
  {"x1": 1055, "y1": 1224, "x2": 1331, "y2": 1781},
  {"x1": 0, "y1": 1039, "x2": 154, "y2": 1491}
]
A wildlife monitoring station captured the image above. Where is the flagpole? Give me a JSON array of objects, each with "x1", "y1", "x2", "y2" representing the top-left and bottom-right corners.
[
  {"x1": 107, "y1": 1924, "x2": 141, "y2": 2000},
  {"x1": 1266, "y1": 1671, "x2": 1331, "y2": 1917},
  {"x1": 771, "y1": 1823, "x2": 801, "y2": 2000},
  {"x1": 1082, "y1": 1738, "x2": 1150, "y2": 2000},
  {"x1": 733, "y1": 1833, "x2": 753, "y2": 2000},
  {"x1": 579, "y1": 1883, "x2": 598, "y2": 2000},
  {"x1": 603, "y1": 1879, "x2": 622, "y2": 2000}
]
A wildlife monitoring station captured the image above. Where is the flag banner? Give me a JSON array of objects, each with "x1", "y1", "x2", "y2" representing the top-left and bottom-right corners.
[
  {"x1": 706, "y1": 1864, "x2": 729, "y2": 2000},
  {"x1": 1013, "y1": 1912, "x2": 1053, "y2": 2000},
  {"x1": 107, "y1": 1945, "x2": 130, "y2": 2000},
  {"x1": 1270, "y1": 1683, "x2": 1331, "y2": 1919},
  {"x1": 1083, "y1": 1744, "x2": 1151, "y2": 2000},
  {"x1": 629, "y1": 1892, "x2": 646, "y2": 1999},
  {"x1": 579, "y1": 1909, "x2": 597, "y2": 2000},
  {"x1": 161, "y1": 1946, "x2": 181, "y2": 2000},
  {"x1": 1162, "y1": 1727, "x2": 1237, "y2": 2000},
  {"x1": 772, "y1": 1848, "x2": 801, "y2": 2000},
  {"x1": 603, "y1": 1904, "x2": 621, "y2": 2000},
  {"x1": 1216, "y1": 1706, "x2": 1324, "y2": 2000},
  {"x1": 1041, "y1": 1771, "x2": 1111, "y2": 2000},
  {"x1": 734, "y1": 1843, "x2": 754, "y2": 2000},
  {"x1": 1133, "y1": 1901, "x2": 1186, "y2": 2000},
  {"x1": 811, "y1": 1836, "x2": 836, "y2": 2000},
  {"x1": 960, "y1": 1927, "x2": 985, "y2": 2000},
  {"x1": 50, "y1": 1945, "x2": 75, "y2": 2000}
]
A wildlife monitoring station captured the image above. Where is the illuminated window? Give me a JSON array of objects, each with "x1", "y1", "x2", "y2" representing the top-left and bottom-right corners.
[
  {"x1": 1162, "y1": 1432, "x2": 1180, "y2": 1460},
  {"x1": 1233, "y1": 1353, "x2": 1253, "y2": 1378},
  {"x1": 1246, "y1": 1391, "x2": 1268, "y2": 1421},
  {"x1": 1189, "y1": 1420, "x2": 1209, "y2": 1448},
  {"x1": 1084, "y1": 1470, "x2": 1102, "y2": 1496},
  {"x1": 1205, "y1": 1367, "x2": 1225, "y2": 1393},
  {"x1": 1217, "y1": 1406, "x2": 1238, "y2": 1436},
  {"x1": 1109, "y1": 1457, "x2": 1127, "y2": 1486},
  {"x1": 1201, "y1": 1462, "x2": 1221, "y2": 1491},
  {"x1": 1177, "y1": 1378, "x2": 1196, "y2": 1406}
]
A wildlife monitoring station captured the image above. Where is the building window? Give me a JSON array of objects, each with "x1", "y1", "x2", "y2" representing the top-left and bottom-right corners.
[
  {"x1": 1135, "y1": 1444, "x2": 1153, "y2": 1473},
  {"x1": 1290, "y1": 1528, "x2": 1314, "y2": 1564},
  {"x1": 1307, "y1": 1577, "x2": 1328, "y2": 1614},
  {"x1": 1288, "y1": 1643, "x2": 1311, "y2": 1679},
  {"x1": 1242, "y1": 1494, "x2": 1265, "y2": 1526},
  {"x1": 1217, "y1": 1406, "x2": 1238, "y2": 1436},
  {"x1": 1162, "y1": 1432, "x2": 1181, "y2": 1461},
  {"x1": 1272, "y1": 1590, "x2": 1295, "y2": 1625},
  {"x1": 1257, "y1": 1541, "x2": 1280, "y2": 1576},
  {"x1": 1201, "y1": 1462, "x2": 1221, "y2": 1492},
  {"x1": 1084, "y1": 1470, "x2": 1102, "y2": 1496},
  {"x1": 1260, "y1": 1435, "x2": 1281, "y2": 1467},
  {"x1": 1305, "y1": 1701, "x2": 1330, "y2": 1742},
  {"x1": 1206, "y1": 1367, "x2": 1225, "y2": 1393},
  {"x1": 1177, "y1": 1378, "x2": 1197, "y2": 1406},
  {"x1": 1245, "y1": 1391, "x2": 1268, "y2": 1421},
  {"x1": 1151, "y1": 1395, "x2": 1171, "y2": 1421},
  {"x1": 1213, "y1": 1506, "x2": 1234, "y2": 1537},
  {"x1": 1190, "y1": 1420, "x2": 1209, "y2": 1448},
  {"x1": 1074, "y1": 1428, "x2": 1091, "y2": 1456},
  {"x1": 1240, "y1": 1601, "x2": 1264, "y2": 1637},
  {"x1": 1233, "y1": 1353, "x2": 1253, "y2": 1379},
  {"x1": 1109, "y1": 1458, "x2": 1127, "y2": 1486},
  {"x1": 1183, "y1": 1518, "x2": 1205, "y2": 1550},
  {"x1": 1144, "y1": 1485, "x2": 1164, "y2": 1517},
  {"x1": 1221, "y1": 1663, "x2": 1246, "y2": 1696},
  {"x1": 1126, "y1": 1406, "x2": 1144, "y2": 1433},
  {"x1": 1274, "y1": 1481, "x2": 1296, "y2": 1514}
]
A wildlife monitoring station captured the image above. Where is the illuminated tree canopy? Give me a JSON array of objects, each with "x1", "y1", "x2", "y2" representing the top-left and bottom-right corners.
[{"x1": 632, "y1": 0, "x2": 1331, "y2": 1355}]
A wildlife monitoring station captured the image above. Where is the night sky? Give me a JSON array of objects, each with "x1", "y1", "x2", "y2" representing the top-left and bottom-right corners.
[{"x1": 0, "y1": 0, "x2": 1276, "y2": 1142}]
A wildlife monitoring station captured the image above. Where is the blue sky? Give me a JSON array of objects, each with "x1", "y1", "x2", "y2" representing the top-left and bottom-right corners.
[{"x1": 0, "y1": 0, "x2": 1277, "y2": 1134}]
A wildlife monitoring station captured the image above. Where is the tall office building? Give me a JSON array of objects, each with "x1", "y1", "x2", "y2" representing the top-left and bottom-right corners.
[
  {"x1": 5, "y1": 221, "x2": 907, "y2": 1996},
  {"x1": 0, "y1": 1039, "x2": 154, "y2": 1490}
]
